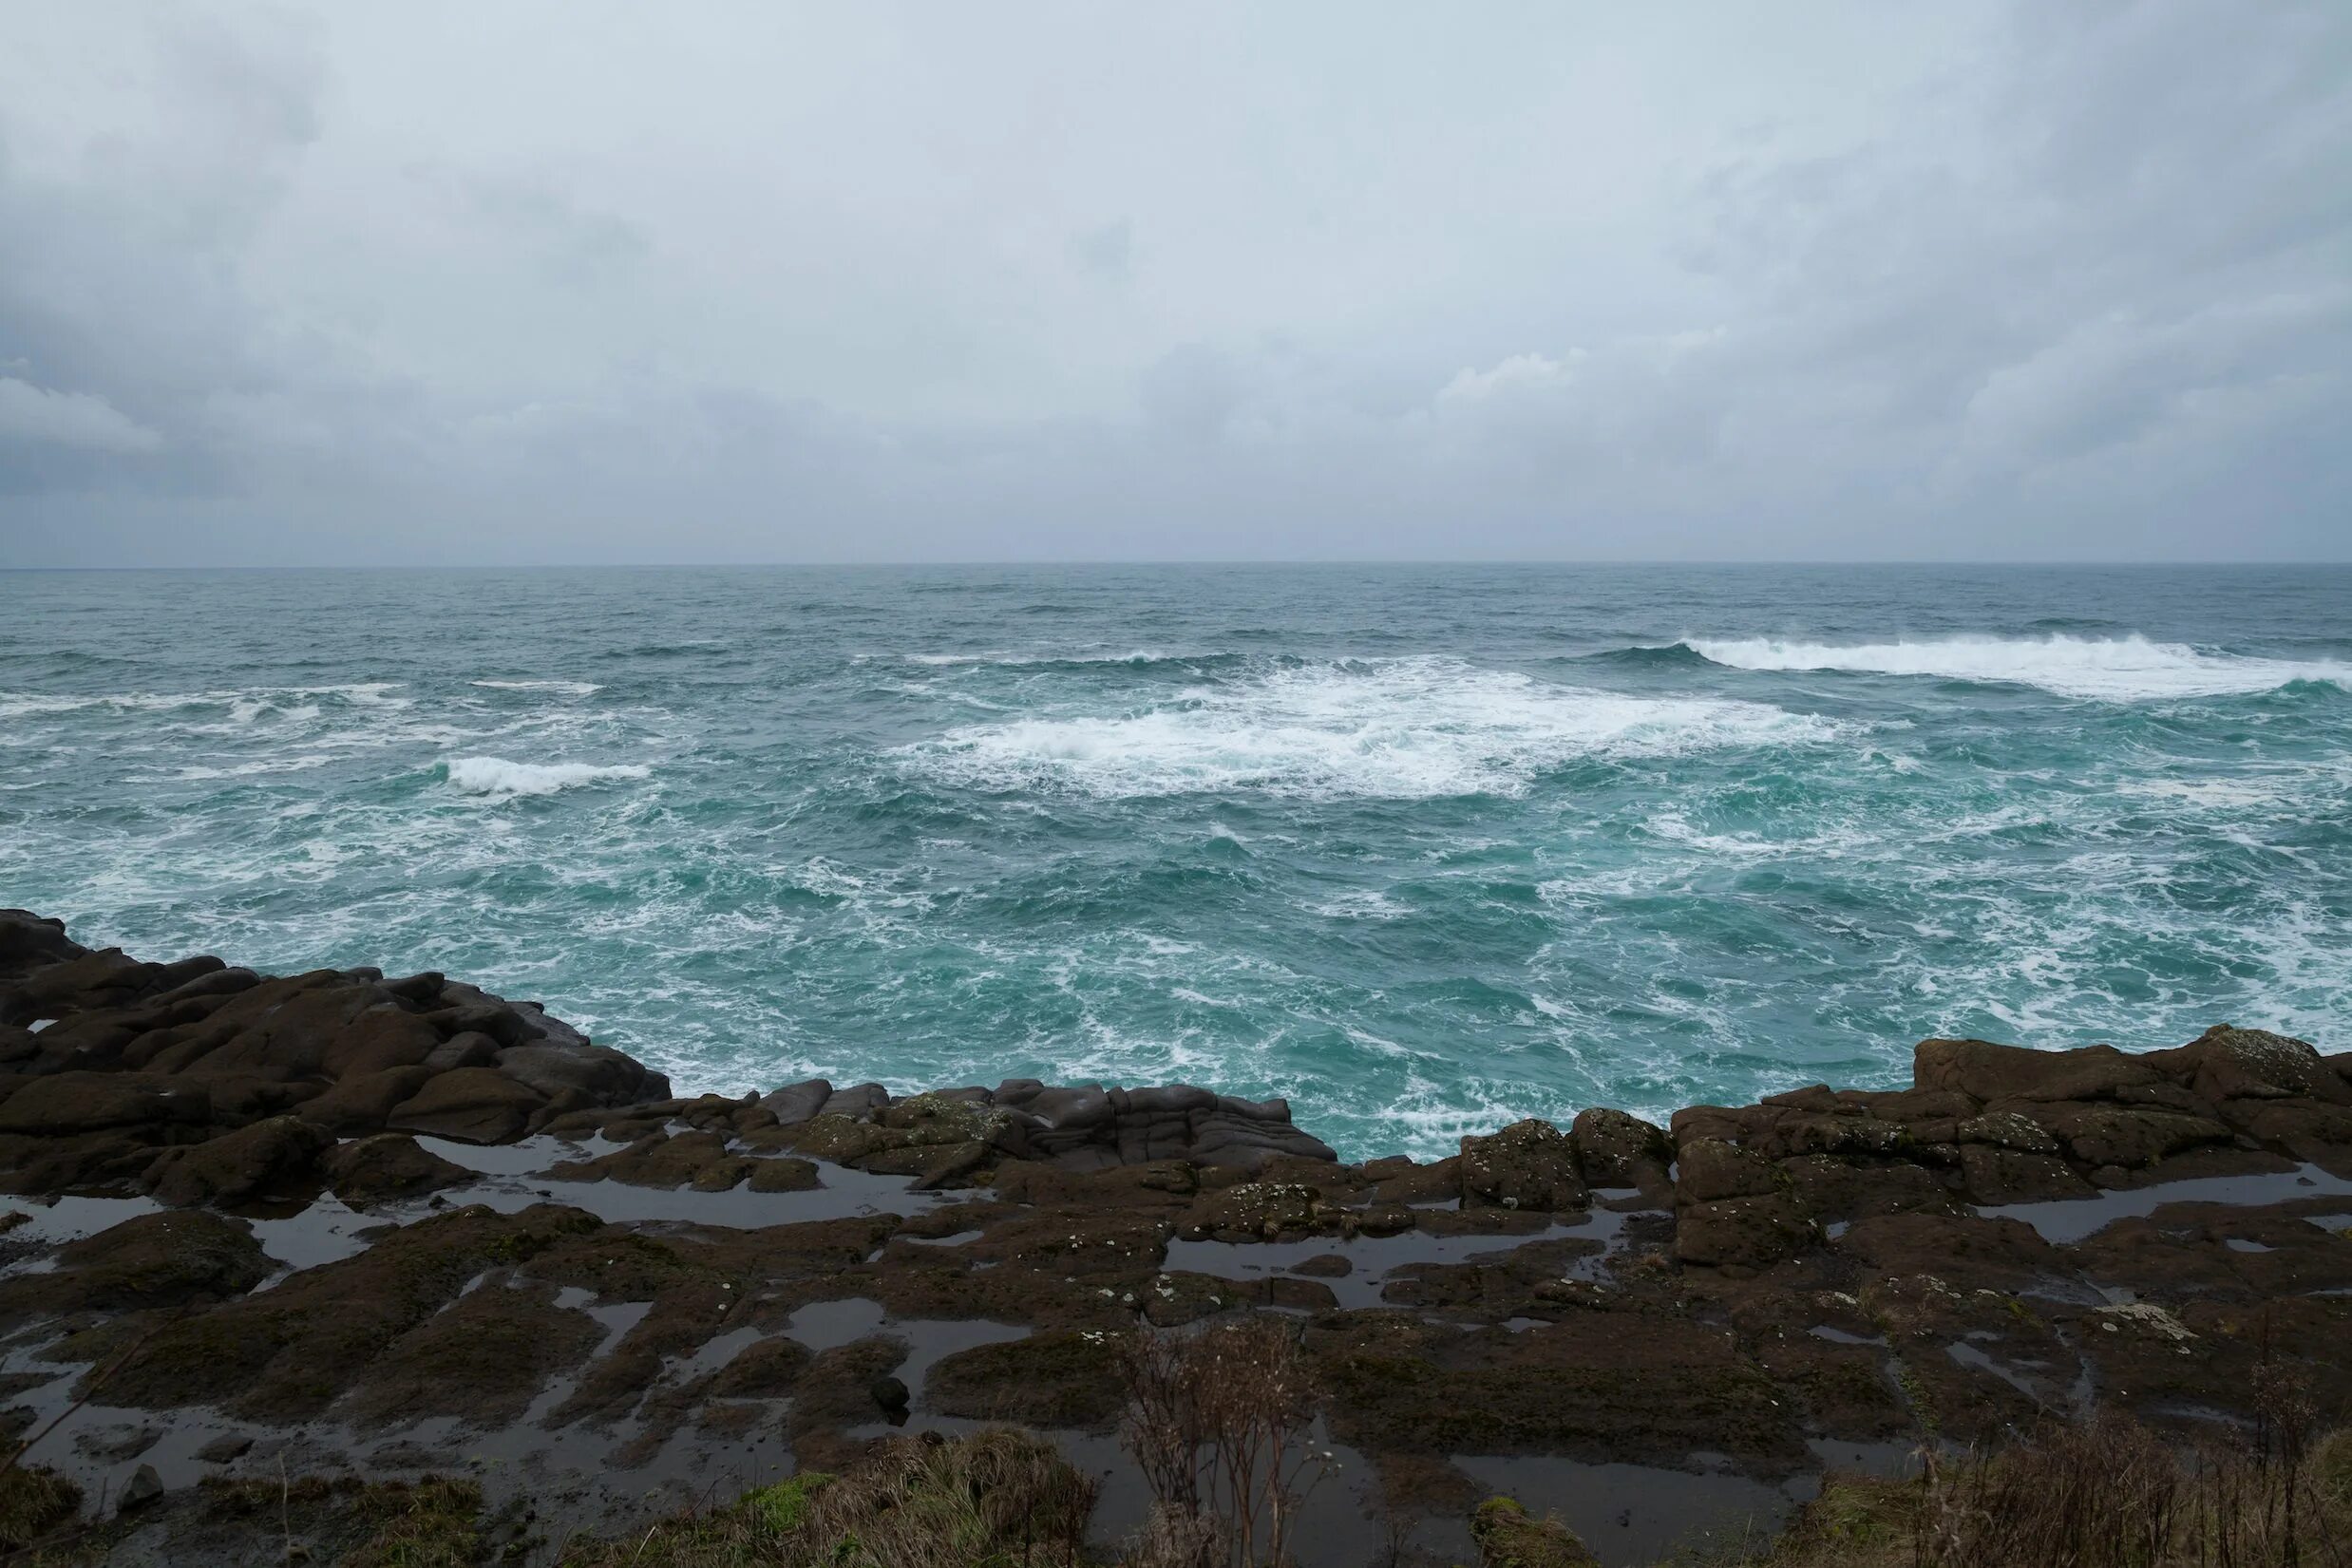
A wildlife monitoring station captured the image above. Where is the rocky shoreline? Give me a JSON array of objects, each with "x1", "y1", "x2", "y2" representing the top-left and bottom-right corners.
[{"x1": 2, "y1": 908, "x2": 2349, "y2": 1564}]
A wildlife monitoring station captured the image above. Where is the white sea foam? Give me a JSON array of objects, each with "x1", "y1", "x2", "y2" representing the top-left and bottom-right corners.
[
  {"x1": 904, "y1": 656, "x2": 1847, "y2": 800},
  {"x1": 443, "y1": 756, "x2": 651, "y2": 797},
  {"x1": 0, "y1": 683, "x2": 408, "y2": 722},
  {"x1": 471, "y1": 679, "x2": 603, "y2": 696},
  {"x1": 906, "y1": 649, "x2": 1177, "y2": 668},
  {"x1": 1685, "y1": 633, "x2": 2352, "y2": 701}
]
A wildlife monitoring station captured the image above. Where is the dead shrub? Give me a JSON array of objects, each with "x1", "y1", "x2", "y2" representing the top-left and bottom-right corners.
[{"x1": 1116, "y1": 1314, "x2": 1331, "y2": 1568}]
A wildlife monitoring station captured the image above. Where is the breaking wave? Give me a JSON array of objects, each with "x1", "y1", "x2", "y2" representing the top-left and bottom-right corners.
[
  {"x1": 903, "y1": 656, "x2": 1847, "y2": 800},
  {"x1": 442, "y1": 757, "x2": 651, "y2": 798},
  {"x1": 1683, "y1": 634, "x2": 2352, "y2": 701}
]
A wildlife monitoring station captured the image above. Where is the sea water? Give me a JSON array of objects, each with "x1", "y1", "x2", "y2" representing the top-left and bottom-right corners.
[{"x1": 2, "y1": 563, "x2": 2346, "y2": 1159}]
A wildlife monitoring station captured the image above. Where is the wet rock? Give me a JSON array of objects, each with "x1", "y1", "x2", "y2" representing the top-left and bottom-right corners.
[
  {"x1": 747, "y1": 1156, "x2": 821, "y2": 1193},
  {"x1": 1836, "y1": 1213, "x2": 2059, "y2": 1291},
  {"x1": 0, "y1": 1210, "x2": 268, "y2": 1319},
  {"x1": 74, "y1": 1423, "x2": 161, "y2": 1462},
  {"x1": 342, "y1": 1276, "x2": 604, "y2": 1426},
  {"x1": 1956, "y1": 1145, "x2": 2096, "y2": 1203},
  {"x1": 1182, "y1": 1181, "x2": 1333, "y2": 1241},
  {"x1": 142, "y1": 1114, "x2": 332, "y2": 1207},
  {"x1": 386, "y1": 1067, "x2": 547, "y2": 1143},
  {"x1": 553, "y1": 1130, "x2": 752, "y2": 1191},
  {"x1": 1676, "y1": 1194, "x2": 1817, "y2": 1270},
  {"x1": 1460, "y1": 1120, "x2": 1588, "y2": 1212},
  {"x1": 99, "y1": 1203, "x2": 602, "y2": 1421},
  {"x1": 789, "y1": 1336, "x2": 910, "y2": 1438},
  {"x1": 194, "y1": 1433, "x2": 253, "y2": 1464},
  {"x1": 323, "y1": 1132, "x2": 469, "y2": 1203},
  {"x1": 926, "y1": 1330, "x2": 1128, "y2": 1428},
  {"x1": 708, "y1": 1335, "x2": 813, "y2": 1398}
]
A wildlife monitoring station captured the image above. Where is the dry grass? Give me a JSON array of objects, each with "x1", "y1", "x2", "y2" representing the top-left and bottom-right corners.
[
  {"x1": 557, "y1": 1428, "x2": 1091, "y2": 1568},
  {"x1": 1755, "y1": 1414, "x2": 2352, "y2": 1568}
]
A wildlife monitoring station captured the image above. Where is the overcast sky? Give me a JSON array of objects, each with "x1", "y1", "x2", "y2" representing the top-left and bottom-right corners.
[{"x1": 1, "y1": 2, "x2": 2346, "y2": 565}]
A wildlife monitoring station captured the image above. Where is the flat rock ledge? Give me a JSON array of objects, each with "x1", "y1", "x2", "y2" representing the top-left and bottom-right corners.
[{"x1": 2, "y1": 909, "x2": 2349, "y2": 1566}]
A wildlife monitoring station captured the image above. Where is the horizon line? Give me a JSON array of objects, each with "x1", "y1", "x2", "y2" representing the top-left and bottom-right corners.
[{"x1": 7, "y1": 557, "x2": 2352, "y2": 574}]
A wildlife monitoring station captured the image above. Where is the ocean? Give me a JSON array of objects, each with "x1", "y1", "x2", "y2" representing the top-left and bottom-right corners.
[{"x1": 3, "y1": 563, "x2": 2347, "y2": 1160}]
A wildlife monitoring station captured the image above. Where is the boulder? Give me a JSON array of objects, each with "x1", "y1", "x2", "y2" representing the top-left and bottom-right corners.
[
  {"x1": 760, "y1": 1078, "x2": 833, "y2": 1126},
  {"x1": 142, "y1": 1115, "x2": 332, "y2": 1207},
  {"x1": 0, "y1": 909, "x2": 85, "y2": 984},
  {"x1": 323, "y1": 1133, "x2": 469, "y2": 1203},
  {"x1": 1460, "y1": 1120, "x2": 1587, "y2": 1212},
  {"x1": 0, "y1": 1072, "x2": 211, "y2": 1137},
  {"x1": 1913, "y1": 1038, "x2": 2158, "y2": 1104},
  {"x1": 1674, "y1": 1138, "x2": 1781, "y2": 1203},
  {"x1": 386, "y1": 1067, "x2": 547, "y2": 1143},
  {"x1": 497, "y1": 1043, "x2": 665, "y2": 1106},
  {"x1": 420, "y1": 1030, "x2": 500, "y2": 1074},
  {"x1": 295, "y1": 1067, "x2": 433, "y2": 1133},
  {"x1": 1568, "y1": 1107, "x2": 1670, "y2": 1187},
  {"x1": 2143, "y1": 1025, "x2": 2350, "y2": 1105}
]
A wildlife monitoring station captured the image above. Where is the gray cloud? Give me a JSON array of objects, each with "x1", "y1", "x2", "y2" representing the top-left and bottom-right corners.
[{"x1": 0, "y1": 0, "x2": 2344, "y2": 564}]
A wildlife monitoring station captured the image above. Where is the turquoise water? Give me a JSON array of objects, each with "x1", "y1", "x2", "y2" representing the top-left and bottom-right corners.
[{"x1": 3, "y1": 564, "x2": 2348, "y2": 1159}]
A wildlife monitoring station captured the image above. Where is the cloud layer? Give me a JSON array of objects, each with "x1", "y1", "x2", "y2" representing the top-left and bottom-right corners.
[{"x1": 2, "y1": 1, "x2": 2346, "y2": 564}]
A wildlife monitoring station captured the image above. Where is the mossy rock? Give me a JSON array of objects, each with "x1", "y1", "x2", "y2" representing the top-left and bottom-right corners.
[
  {"x1": 925, "y1": 1330, "x2": 1125, "y2": 1429},
  {"x1": 1470, "y1": 1496, "x2": 1599, "y2": 1568}
]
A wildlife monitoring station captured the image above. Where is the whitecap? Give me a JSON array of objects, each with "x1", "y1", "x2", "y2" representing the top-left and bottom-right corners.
[
  {"x1": 442, "y1": 756, "x2": 652, "y2": 797},
  {"x1": 471, "y1": 679, "x2": 603, "y2": 696},
  {"x1": 1684, "y1": 633, "x2": 2352, "y2": 701},
  {"x1": 900, "y1": 656, "x2": 1847, "y2": 801}
]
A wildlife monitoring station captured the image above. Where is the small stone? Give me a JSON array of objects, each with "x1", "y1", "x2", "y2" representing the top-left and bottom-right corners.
[
  {"x1": 118, "y1": 1463, "x2": 164, "y2": 1512},
  {"x1": 196, "y1": 1433, "x2": 254, "y2": 1464}
]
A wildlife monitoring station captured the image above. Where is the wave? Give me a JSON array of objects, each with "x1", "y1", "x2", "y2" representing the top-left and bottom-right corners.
[
  {"x1": 904, "y1": 650, "x2": 1241, "y2": 673},
  {"x1": 0, "y1": 683, "x2": 407, "y2": 722},
  {"x1": 901, "y1": 656, "x2": 1847, "y2": 801},
  {"x1": 1572, "y1": 643, "x2": 1715, "y2": 671},
  {"x1": 1682, "y1": 634, "x2": 2352, "y2": 701},
  {"x1": 471, "y1": 679, "x2": 603, "y2": 696},
  {"x1": 442, "y1": 756, "x2": 652, "y2": 798}
]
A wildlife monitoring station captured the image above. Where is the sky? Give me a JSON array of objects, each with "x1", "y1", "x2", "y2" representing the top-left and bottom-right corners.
[{"x1": 0, "y1": 1, "x2": 2346, "y2": 566}]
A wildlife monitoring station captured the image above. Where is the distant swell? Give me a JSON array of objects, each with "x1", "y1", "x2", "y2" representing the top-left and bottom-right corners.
[
  {"x1": 442, "y1": 757, "x2": 651, "y2": 797},
  {"x1": 901, "y1": 655, "x2": 1847, "y2": 801},
  {"x1": 1682, "y1": 633, "x2": 2352, "y2": 701}
]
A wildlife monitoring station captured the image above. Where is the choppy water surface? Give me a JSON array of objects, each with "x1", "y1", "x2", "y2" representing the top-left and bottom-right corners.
[{"x1": 3, "y1": 564, "x2": 2347, "y2": 1159}]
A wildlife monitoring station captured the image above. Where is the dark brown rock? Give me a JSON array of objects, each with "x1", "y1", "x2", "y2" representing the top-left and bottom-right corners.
[
  {"x1": 0, "y1": 1072, "x2": 211, "y2": 1137},
  {"x1": 1460, "y1": 1119, "x2": 1588, "y2": 1212},
  {"x1": 322, "y1": 1133, "x2": 469, "y2": 1203},
  {"x1": 142, "y1": 1115, "x2": 332, "y2": 1207},
  {"x1": 385, "y1": 1067, "x2": 547, "y2": 1143},
  {"x1": 1568, "y1": 1106, "x2": 1671, "y2": 1187}
]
